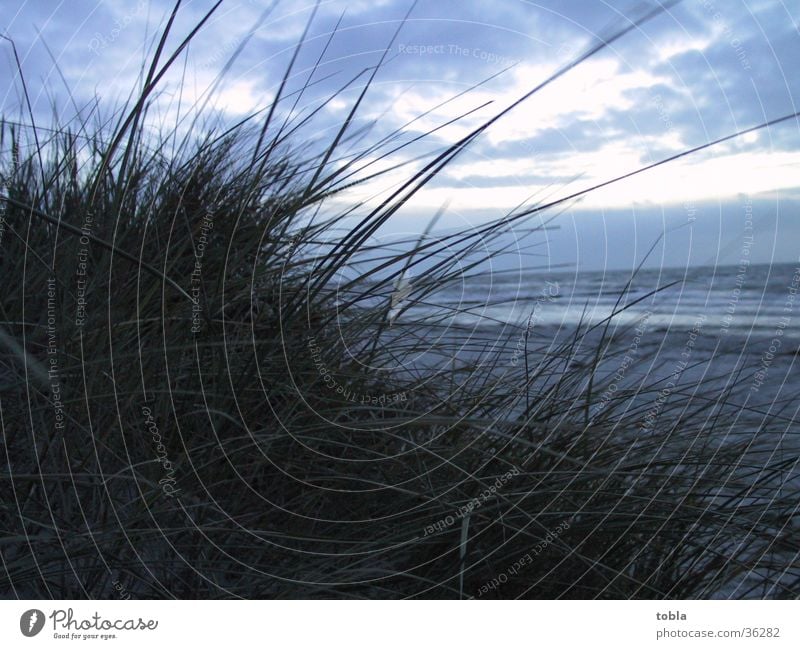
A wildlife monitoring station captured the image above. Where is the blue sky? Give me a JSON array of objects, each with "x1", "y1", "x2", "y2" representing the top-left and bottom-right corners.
[{"x1": 3, "y1": 0, "x2": 799, "y2": 269}]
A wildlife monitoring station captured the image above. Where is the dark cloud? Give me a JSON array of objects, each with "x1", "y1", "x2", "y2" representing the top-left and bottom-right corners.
[{"x1": 2, "y1": 0, "x2": 797, "y2": 269}]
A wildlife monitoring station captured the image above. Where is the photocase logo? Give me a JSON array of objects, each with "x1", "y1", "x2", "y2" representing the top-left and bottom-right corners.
[{"x1": 20, "y1": 609, "x2": 45, "y2": 637}]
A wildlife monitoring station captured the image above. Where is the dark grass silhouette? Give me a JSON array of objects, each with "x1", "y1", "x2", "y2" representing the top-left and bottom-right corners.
[{"x1": 1, "y1": 1, "x2": 799, "y2": 598}]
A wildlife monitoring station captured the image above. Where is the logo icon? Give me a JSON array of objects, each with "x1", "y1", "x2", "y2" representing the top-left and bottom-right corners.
[{"x1": 20, "y1": 609, "x2": 45, "y2": 637}]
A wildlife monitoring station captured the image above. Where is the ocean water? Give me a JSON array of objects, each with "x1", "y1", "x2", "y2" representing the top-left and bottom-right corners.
[
  {"x1": 435, "y1": 262, "x2": 800, "y2": 341},
  {"x1": 396, "y1": 262, "x2": 800, "y2": 418}
]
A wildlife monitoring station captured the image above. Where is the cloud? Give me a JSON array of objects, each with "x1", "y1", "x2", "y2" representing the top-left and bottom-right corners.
[
  {"x1": 332, "y1": 142, "x2": 800, "y2": 214},
  {"x1": 2, "y1": 0, "x2": 797, "y2": 240},
  {"x1": 383, "y1": 58, "x2": 669, "y2": 146}
]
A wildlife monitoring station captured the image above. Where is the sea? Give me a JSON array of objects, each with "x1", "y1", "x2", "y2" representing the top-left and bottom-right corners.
[{"x1": 396, "y1": 261, "x2": 800, "y2": 424}]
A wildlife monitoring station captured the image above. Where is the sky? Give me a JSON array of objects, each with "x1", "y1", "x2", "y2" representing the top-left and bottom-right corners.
[{"x1": 2, "y1": 0, "x2": 799, "y2": 270}]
